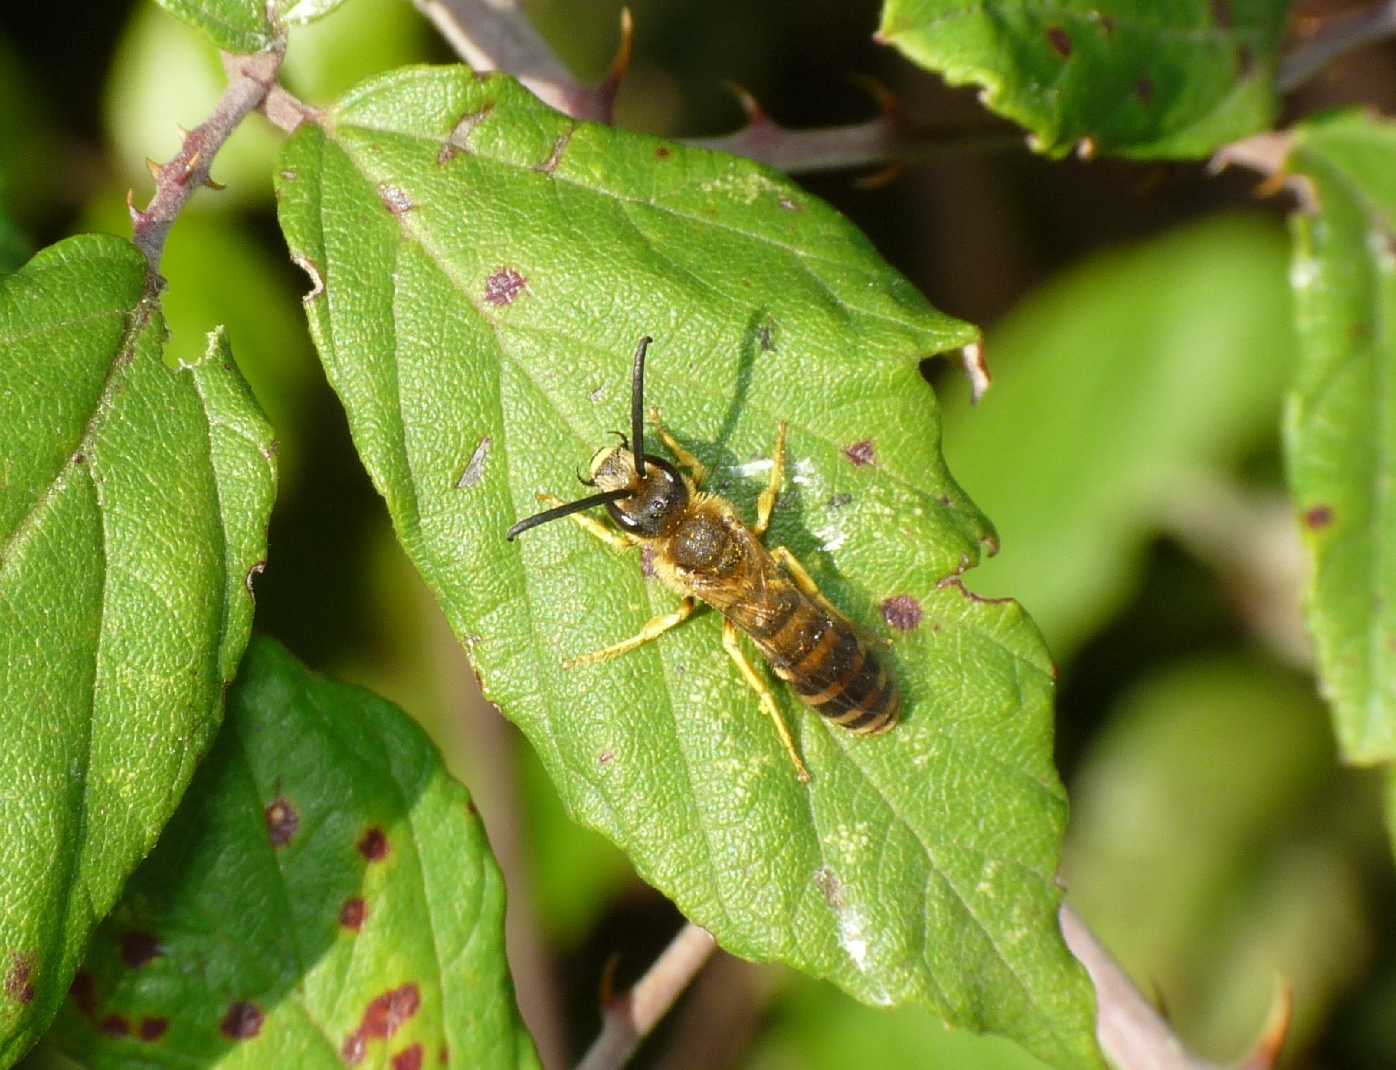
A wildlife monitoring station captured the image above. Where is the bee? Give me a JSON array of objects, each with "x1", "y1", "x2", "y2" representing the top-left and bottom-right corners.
[{"x1": 506, "y1": 336, "x2": 898, "y2": 782}]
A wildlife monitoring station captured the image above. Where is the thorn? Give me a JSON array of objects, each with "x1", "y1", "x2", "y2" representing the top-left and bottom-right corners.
[
  {"x1": 598, "y1": 952, "x2": 622, "y2": 1008},
  {"x1": 175, "y1": 124, "x2": 192, "y2": 140},
  {"x1": 607, "y1": 7, "x2": 635, "y2": 88},
  {"x1": 1253, "y1": 171, "x2": 1293, "y2": 199},
  {"x1": 145, "y1": 158, "x2": 163, "y2": 182},
  {"x1": 1236, "y1": 978, "x2": 1292, "y2": 1070},
  {"x1": 846, "y1": 73, "x2": 898, "y2": 117},
  {"x1": 125, "y1": 188, "x2": 141, "y2": 223},
  {"x1": 959, "y1": 338, "x2": 991, "y2": 404},
  {"x1": 204, "y1": 174, "x2": 226, "y2": 191},
  {"x1": 854, "y1": 161, "x2": 904, "y2": 190},
  {"x1": 596, "y1": 7, "x2": 636, "y2": 123},
  {"x1": 183, "y1": 150, "x2": 203, "y2": 180},
  {"x1": 722, "y1": 80, "x2": 769, "y2": 126}
]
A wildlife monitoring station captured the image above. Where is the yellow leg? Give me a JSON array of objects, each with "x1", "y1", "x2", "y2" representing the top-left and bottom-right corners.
[
  {"x1": 753, "y1": 421, "x2": 787, "y2": 539},
  {"x1": 650, "y1": 408, "x2": 707, "y2": 487},
  {"x1": 565, "y1": 597, "x2": 695, "y2": 669},
  {"x1": 536, "y1": 493, "x2": 638, "y2": 554},
  {"x1": 721, "y1": 619, "x2": 811, "y2": 783}
]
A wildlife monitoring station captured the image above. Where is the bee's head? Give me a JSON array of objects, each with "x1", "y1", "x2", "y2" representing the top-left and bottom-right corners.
[
  {"x1": 506, "y1": 335, "x2": 694, "y2": 543},
  {"x1": 589, "y1": 445, "x2": 689, "y2": 539}
]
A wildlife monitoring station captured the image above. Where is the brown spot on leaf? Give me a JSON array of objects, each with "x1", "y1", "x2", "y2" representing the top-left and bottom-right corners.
[
  {"x1": 101, "y1": 1014, "x2": 131, "y2": 1036},
  {"x1": 358, "y1": 826, "x2": 389, "y2": 861},
  {"x1": 881, "y1": 595, "x2": 923, "y2": 631},
  {"x1": 1047, "y1": 26, "x2": 1072, "y2": 58},
  {"x1": 457, "y1": 436, "x2": 492, "y2": 489},
  {"x1": 393, "y1": 1044, "x2": 425, "y2": 1070},
  {"x1": 344, "y1": 1031, "x2": 367, "y2": 1065},
  {"x1": 655, "y1": 146, "x2": 672, "y2": 160},
  {"x1": 120, "y1": 931, "x2": 162, "y2": 969},
  {"x1": 534, "y1": 128, "x2": 574, "y2": 174},
  {"x1": 378, "y1": 184, "x2": 413, "y2": 214},
  {"x1": 266, "y1": 797, "x2": 298, "y2": 847},
  {"x1": 484, "y1": 268, "x2": 527, "y2": 307},
  {"x1": 139, "y1": 1017, "x2": 169, "y2": 1042},
  {"x1": 844, "y1": 440, "x2": 876, "y2": 467},
  {"x1": 813, "y1": 865, "x2": 845, "y2": 909},
  {"x1": 364, "y1": 984, "x2": 420, "y2": 1038},
  {"x1": 344, "y1": 983, "x2": 422, "y2": 1060},
  {"x1": 221, "y1": 1001, "x2": 263, "y2": 1039},
  {"x1": 440, "y1": 104, "x2": 494, "y2": 164},
  {"x1": 598, "y1": 750, "x2": 615, "y2": 768},
  {"x1": 1304, "y1": 505, "x2": 1334, "y2": 530},
  {"x1": 1237, "y1": 43, "x2": 1253, "y2": 77},
  {"x1": 71, "y1": 971, "x2": 98, "y2": 1018},
  {"x1": 245, "y1": 560, "x2": 267, "y2": 597},
  {"x1": 1135, "y1": 77, "x2": 1154, "y2": 106},
  {"x1": 1099, "y1": 14, "x2": 1115, "y2": 35},
  {"x1": 5, "y1": 955, "x2": 34, "y2": 1004},
  {"x1": 1212, "y1": 0, "x2": 1232, "y2": 27},
  {"x1": 341, "y1": 898, "x2": 367, "y2": 931}
]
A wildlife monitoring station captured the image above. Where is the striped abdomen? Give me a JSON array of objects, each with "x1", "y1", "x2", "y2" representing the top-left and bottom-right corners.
[{"x1": 735, "y1": 583, "x2": 899, "y2": 735}]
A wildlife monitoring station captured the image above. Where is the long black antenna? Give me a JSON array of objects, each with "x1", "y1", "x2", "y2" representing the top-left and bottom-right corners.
[
  {"x1": 506, "y1": 488, "x2": 633, "y2": 541},
  {"x1": 631, "y1": 335, "x2": 652, "y2": 477}
]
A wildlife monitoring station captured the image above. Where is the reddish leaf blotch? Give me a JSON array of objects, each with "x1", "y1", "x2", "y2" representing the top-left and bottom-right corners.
[
  {"x1": 266, "y1": 797, "x2": 299, "y2": 847},
  {"x1": 881, "y1": 595, "x2": 923, "y2": 631},
  {"x1": 220, "y1": 1001, "x2": 264, "y2": 1039},
  {"x1": 358, "y1": 826, "x2": 389, "y2": 861}
]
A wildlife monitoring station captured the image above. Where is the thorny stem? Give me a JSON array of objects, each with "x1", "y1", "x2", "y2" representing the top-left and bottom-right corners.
[
  {"x1": 574, "y1": 923, "x2": 717, "y2": 1070},
  {"x1": 1061, "y1": 904, "x2": 1290, "y2": 1070},
  {"x1": 128, "y1": 48, "x2": 283, "y2": 270},
  {"x1": 1061, "y1": 905, "x2": 1220, "y2": 1070},
  {"x1": 410, "y1": 0, "x2": 620, "y2": 121},
  {"x1": 1278, "y1": 0, "x2": 1396, "y2": 93},
  {"x1": 688, "y1": 114, "x2": 1021, "y2": 175}
]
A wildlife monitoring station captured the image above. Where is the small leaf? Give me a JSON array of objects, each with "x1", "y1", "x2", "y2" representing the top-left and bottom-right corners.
[
  {"x1": 1285, "y1": 110, "x2": 1396, "y2": 763},
  {"x1": 877, "y1": 0, "x2": 1291, "y2": 158},
  {"x1": 34, "y1": 638, "x2": 540, "y2": 1070},
  {"x1": 0, "y1": 236, "x2": 275, "y2": 1066},
  {"x1": 275, "y1": 67, "x2": 1103, "y2": 1067},
  {"x1": 151, "y1": 0, "x2": 349, "y2": 53},
  {"x1": 942, "y1": 216, "x2": 1295, "y2": 657}
]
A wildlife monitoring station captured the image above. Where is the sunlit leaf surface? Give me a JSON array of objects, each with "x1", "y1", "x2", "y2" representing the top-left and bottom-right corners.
[{"x1": 274, "y1": 66, "x2": 1103, "y2": 1067}]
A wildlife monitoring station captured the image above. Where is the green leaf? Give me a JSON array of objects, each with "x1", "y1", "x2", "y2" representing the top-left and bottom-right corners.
[
  {"x1": 1285, "y1": 110, "x2": 1396, "y2": 763},
  {"x1": 32, "y1": 637, "x2": 539, "y2": 1070},
  {"x1": 0, "y1": 235, "x2": 275, "y2": 1067},
  {"x1": 151, "y1": 0, "x2": 349, "y2": 53},
  {"x1": 274, "y1": 66, "x2": 1103, "y2": 1068},
  {"x1": 877, "y1": 0, "x2": 1291, "y2": 159},
  {"x1": 941, "y1": 215, "x2": 1296, "y2": 658}
]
